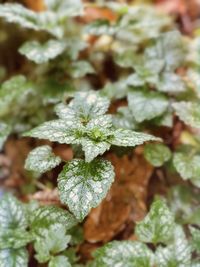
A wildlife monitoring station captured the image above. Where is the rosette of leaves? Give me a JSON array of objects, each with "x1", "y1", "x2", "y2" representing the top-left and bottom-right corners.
[{"x1": 24, "y1": 91, "x2": 160, "y2": 220}]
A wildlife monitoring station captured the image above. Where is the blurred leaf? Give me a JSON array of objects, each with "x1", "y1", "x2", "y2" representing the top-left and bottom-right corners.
[{"x1": 144, "y1": 143, "x2": 171, "y2": 167}]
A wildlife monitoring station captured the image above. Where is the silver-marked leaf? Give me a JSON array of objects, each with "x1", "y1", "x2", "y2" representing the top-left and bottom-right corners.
[
  {"x1": 91, "y1": 241, "x2": 154, "y2": 267},
  {"x1": 111, "y1": 129, "x2": 161, "y2": 147},
  {"x1": 0, "y1": 248, "x2": 28, "y2": 267},
  {"x1": 84, "y1": 19, "x2": 117, "y2": 36},
  {"x1": 189, "y1": 226, "x2": 200, "y2": 254},
  {"x1": 45, "y1": 0, "x2": 83, "y2": 17},
  {"x1": 0, "y1": 4, "x2": 63, "y2": 38},
  {"x1": 173, "y1": 102, "x2": 200, "y2": 128},
  {"x1": 69, "y1": 61, "x2": 94, "y2": 78},
  {"x1": 55, "y1": 91, "x2": 110, "y2": 123},
  {"x1": 24, "y1": 119, "x2": 84, "y2": 144},
  {"x1": 157, "y1": 72, "x2": 186, "y2": 93},
  {"x1": 0, "y1": 229, "x2": 33, "y2": 249},
  {"x1": 155, "y1": 226, "x2": 191, "y2": 267},
  {"x1": 173, "y1": 152, "x2": 200, "y2": 185},
  {"x1": 58, "y1": 159, "x2": 115, "y2": 220},
  {"x1": 30, "y1": 206, "x2": 77, "y2": 236},
  {"x1": 144, "y1": 143, "x2": 171, "y2": 167},
  {"x1": 25, "y1": 145, "x2": 61, "y2": 173},
  {"x1": 128, "y1": 90, "x2": 168, "y2": 122},
  {"x1": 135, "y1": 199, "x2": 175, "y2": 244},
  {"x1": 0, "y1": 194, "x2": 28, "y2": 230},
  {"x1": 113, "y1": 107, "x2": 138, "y2": 130},
  {"x1": 0, "y1": 122, "x2": 11, "y2": 150},
  {"x1": 19, "y1": 40, "x2": 66, "y2": 64},
  {"x1": 49, "y1": 255, "x2": 71, "y2": 267}
]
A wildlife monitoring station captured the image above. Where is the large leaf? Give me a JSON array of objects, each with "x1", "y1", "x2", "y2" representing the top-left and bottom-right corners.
[
  {"x1": 0, "y1": 194, "x2": 27, "y2": 230},
  {"x1": 58, "y1": 159, "x2": 115, "y2": 220},
  {"x1": 19, "y1": 40, "x2": 66, "y2": 64},
  {"x1": 173, "y1": 102, "x2": 200, "y2": 128},
  {"x1": 144, "y1": 143, "x2": 171, "y2": 167},
  {"x1": 25, "y1": 145, "x2": 61, "y2": 173},
  {"x1": 111, "y1": 129, "x2": 161, "y2": 147},
  {"x1": 91, "y1": 241, "x2": 154, "y2": 267},
  {"x1": 128, "y1": 90, "x2": 168, "y2": 122},
  {"x1": 0, "y1": 248, "x2": 28, "y2": 267},
  {"x1": 135, "y1": 199, "x2": 175, "y2": 244},
  {"x1": 157, "y1": 72, "x2": 186, "y2": 93}
]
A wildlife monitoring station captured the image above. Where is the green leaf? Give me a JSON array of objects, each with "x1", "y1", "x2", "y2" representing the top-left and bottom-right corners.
[
  {"x1": 173, "y1": 152, "x2": 200, "y2": 186},
  {"x1": 19, "y1": 40, "x2": 66, "y2": 64},
  {"x1": 173, "y1": 102, "x2": 200, "y2": 128},
  {"x1": 24, "y1": 119, "x2": 84, "y2": 144},
  {"x1": 30, "y1": 206, "x2": 77, "y2": 236},
  {"x1": 0, "y1": 4, "x2": 63, "y2": 38},
  {"x1": 0, "y1": 229, "x2": 33, "y2": 249},
  {"x1": 128, "y1": 90, "x2": 168, "y2": 122},
  {"x1": 69, "y1": 61, "x2": 94, "y2": 78},
  {"x1": 84, "y1": 19, "x2": 117, "y2": 36},
  {"x1": 155, "y1": 226, "x2": 191, "y2": 267},
  {"x1": 58, "y1": 159, "x2": 115, "y2": 220},
  {"x1": 34, "y1": 224, "x2": 71, "y2": 263},
  {"x1": 0, "y1": 194, "x2": 28, "y2": 230},
  {"x1": 0, "y1": 122, "x2": 11, "y2": 150},
  {"x1": 157, "y1": 72, "x2": 186, "y2": 93},
  {"x1": 55, "y1": 91, "x2": 110, "y2": 124},
  {"x1": 49, "y1": 255, "x2": 71, "y2": 267},
  {"x1": 45, "y1": 0, "x2": 83, "y2": 17},
  {"x1": 113, "y1": 107, "x2": 138, "y2": 130},
  {"x1": 91, "y1": 241, "x2": 154, "y2": 267},
  {"x1": 144, "y1": 143, "x2": 171, "y2": 167},
  {"x1": 25, "y1": 145, "x2": 61, "y2": 174},
  {"x1": 111, "y1": 129, "x2": 161, "y2": 147},
  {"x1": 189, "y1": 226, "x2": 200, "y2": 254},
  {"x1": 135, "y1": 199, "x2": 175, "y2": 244},
  {"x1": 0, "y1": 248, "x2": 28, "y2": 267}
]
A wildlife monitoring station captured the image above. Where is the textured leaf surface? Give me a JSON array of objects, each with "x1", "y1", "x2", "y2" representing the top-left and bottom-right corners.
[
  {"x1": 135, "y1": 199, "x2": 175, "y2": 244},
  {"x1": 58, "y1": 159, "x2": 115, "y2": 220},
  {"x1": 144, "y1": 143, "x2": 171, "y2": 167},
  {"x1": 25, "y1": 145, "x2": 61, "y2": 173},
  {"x1": 69, "y1": 61, "x2": 94, "y2": 78},
  {"x1": 0, "y1": 194, "x2": 27, "y2": 230},
  {"x1": 45, "y1": 0, "x2": 83, "y2": 17},
  {"x1": 31, "y1": 206, "x2": 77, "y2": 236},
  {"x1": 128, "y1": 90, "x2": 168, "y2": 122},
  {"x1": 0, "y1": 122, "x2": 11, "y2": 150},
  {"x1": 0, "y1": 229, "x2": 32, "y2": 249},
  {"x1": 49, "y1": 255, "x2": 71, "y2": 267},
  {"x1": 19, "y1": 40, "x2": 66, "y2": 64},
  {"x1": 190, "y1": 226, "x2": 200, "y2": 253},
  {"x1": 157, "y1": 72, "x2": 186, "y2": 93},
  {"x1": 91, "y1": 241, "x2": 154, "y2": 267},
  {"x1": 173, "y1": 102, "x2": 200, "y2": 128},
  {"x1": 111, "y1": 129, "x2": 161, "y2": 147},
  {"x1": 155, "y1": 226, "x2": 191, "y2": 267},
  {"x1": 0, "y1": 248, "x2": 28, "y2": 267}
]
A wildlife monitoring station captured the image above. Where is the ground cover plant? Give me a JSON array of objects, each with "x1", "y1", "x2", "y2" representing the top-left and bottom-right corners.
[{"x1": 0, "y1": 0, "x2": 200, "y2": 266}]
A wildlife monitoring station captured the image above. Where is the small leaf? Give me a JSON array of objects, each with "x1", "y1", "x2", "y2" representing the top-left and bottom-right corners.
[
  {"x1": 19, "y1": 40, "x2": 66, "y2": 64},
  {"x1": 30, "y1": 206, "x2": 77, "y2": 236},
  {"x1": 0, "y1": 194, "x2": 28, "y2": 230},
  {"x1": 173, "y1": 152, "x2": 200, "y2": 185},
  {"x1": 173, "y1": 102, "x2": 200, "y2": 128},
  {"x1": 189, "y1": 226, "x2": 200, "y2": 254},
  {"x1": 135, "y1": 199, "x2": 175, "y2": 244},
  {"x1": 0, "y1": 229, "x2": 33, "y2": 249},
  {"x1": 144, "y1": 143, "x2": 171, "y2": 167},
  {"x1": 49, "y1": 255, "x2": 71, "y2": 267},
  {"x1": 69, "y1": 61, "x2": 94, "y2": 78},
  {"x1": 85, "y1": 19, "x2": 117, "y2": 36},
  {"x1": 157, "y1": 72, "x2": 186, "y2": 93},
  {"x1": 0, "y1": 248, "x2": 28, "y2": 267},
  {"x1": 0, "y1": 122, "x2": 11, "y2": 150},
  {"x1": 111, "y1": 129, "x2": 161, "y2": 147},
  {"x1": 128, "y1": 90, "x2": 168, "y2": 122},
  {"x1": 58, "y1": 159, "x2": 115, "y2": 220},
  {"x1": 91, "y1": 241, "x2": 154, "y2": 267},
  {"x1": 25, "y1": 145, "x2": 61, "y2": 174},
  {"x1": 45, "y1": 0, "x2": 83, "y2": 17},
  {"x1": 155, "y1": 226, "x2": 191, "y2": 267}
]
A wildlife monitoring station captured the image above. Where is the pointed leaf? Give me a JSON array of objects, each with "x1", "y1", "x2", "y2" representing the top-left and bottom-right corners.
[
  {"x1": 58, "y1": 159, "x2": 115, "y2": 220},
  {"x1": 25, "y1": 145, "x2": 61, "y2": 173}
]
